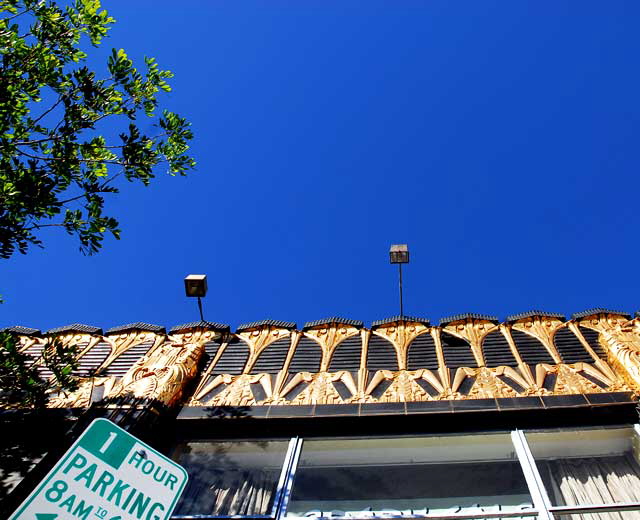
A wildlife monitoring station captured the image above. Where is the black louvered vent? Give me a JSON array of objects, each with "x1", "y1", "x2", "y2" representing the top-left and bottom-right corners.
[
  {"x1": 201, "y1": 340, "x2": 224, "y2": 372},
  {"x1": 23, "y1": 342, "x2": 57, "y2": 379},
  {"x1": 24, "y1": 343, "x2": 75, "y2": 379},
  {"x1": 252, "y1": 337, "x2": 291, "y2": 375},
  {"x1": 482, "y1": 330, "x2": 518, "y2": 368},
  {"x1": 554, "y1": 328, "x2": 594, "y2": 364},
  {"x1": 76, "y1": 342, "x2": 111, "y2": 376},
  {"x1": 37, "y1": 366, "x2": 53, "y2": 380},
  {"x1": 37, "y1": 356, "x2": 54, "y2": 379},
  {"x1": 407, "y1": 333, "x2": 439, "y2": 371},
  {"x1": 329, "y1": 335, "x2": 362, "y2": 372},
  {"x1": 578, "y1": 326, "x2": 606, "y2": 358},
  {"x1": 211, "y1": 337, "x2": 250, "y2": 375},
  {"x1": 511, "y1": 330, "x2": 555, "y2": 365},
  {"x1": 366, "y1": 335, "x2": 398, "y2": 371},
  {"x1": 440, "y1": 332, "x2": 477, "y2": 368},
  {"x1": 288, "y1": 337, "x2": 322, "y2": 373},
  {"x1": 23, "y1": 342, "x2": 45, "y2": 366},
  {"x1": 101, "y1": 341, "x2": 154, "y2": 377}
]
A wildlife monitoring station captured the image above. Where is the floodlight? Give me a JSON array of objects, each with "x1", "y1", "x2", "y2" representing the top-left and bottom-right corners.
[
  {"x1": 389, "y1": 245, "x2": 409, "y2": 316},
  {"x1": 389, "y1": 244, "x2": 409, "y2": 264},
  {"x1": 184, "y1": 274, "x2": 208, "y2": 298},
  {"x1": 184, "y1": 274, "x2": 207, "y2": 321}
]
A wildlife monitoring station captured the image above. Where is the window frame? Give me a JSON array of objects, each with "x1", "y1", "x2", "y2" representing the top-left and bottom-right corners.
[
  {"x1": 171, "y1": 426, "x2": 640, "y2": 520},
  {"x1": 171, "y1": 436, "x2": 299, "y2": 520},
  {"x1": 521, "y1": 424, "x2": 640, "y2": 520}
]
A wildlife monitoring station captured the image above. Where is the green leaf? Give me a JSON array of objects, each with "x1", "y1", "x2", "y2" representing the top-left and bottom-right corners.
[{"x1": 0, "y1": 0, "x2": 195, "y2": 287}]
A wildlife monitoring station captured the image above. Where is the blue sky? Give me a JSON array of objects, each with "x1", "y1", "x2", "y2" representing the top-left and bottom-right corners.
[{"x1": 3, "y1": 1, "x2": 639, "y2": 332}]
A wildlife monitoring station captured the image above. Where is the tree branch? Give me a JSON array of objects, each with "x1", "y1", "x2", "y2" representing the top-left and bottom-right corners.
[
  {"x1": 3, "y1": 9, "x2": 30, "y2": 22},
  {"x1": 15, "y1": 136, "x2": 58, "y2": 146},
  {"x1": 30, "y1": 94, "x2": 65, "y2": 127},
  {"x1": 24, "y1": 223, "x2": 67, "y2": 231}
]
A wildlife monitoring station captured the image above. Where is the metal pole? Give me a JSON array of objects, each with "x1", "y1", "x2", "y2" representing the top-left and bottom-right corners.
[
  {"x1": 398, "y1": 263, "x2": 404, "y2": 317},
  {"x1": 197, "y1": 296, "x2": 205, "y2": 321}
]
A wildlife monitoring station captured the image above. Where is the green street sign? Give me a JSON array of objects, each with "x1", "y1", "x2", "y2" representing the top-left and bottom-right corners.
[{"x1": 10, "y1": 418, "x2": 188, "y2": 520}]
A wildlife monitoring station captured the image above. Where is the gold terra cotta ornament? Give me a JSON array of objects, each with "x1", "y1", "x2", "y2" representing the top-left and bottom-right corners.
[{"x1": 9, "y1": 312, "x2": 640, "y2": 409}]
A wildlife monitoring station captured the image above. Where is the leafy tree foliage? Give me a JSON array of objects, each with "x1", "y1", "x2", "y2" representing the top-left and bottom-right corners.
[{"x1": 0, "y1": 0, "x2": 195, "y2": 259}]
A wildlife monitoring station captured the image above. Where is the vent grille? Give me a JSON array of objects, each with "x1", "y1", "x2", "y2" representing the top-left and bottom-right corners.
[
  {"x1": 554, "y1": 327, "x2": 594, "y2": 364},
  {"x1": 102, "y1": 341, "x2": 154, "y2": 377},
  {"x1": 288, "y1": 337, "x2": 322, "y2": 373},
  {"x1": 441, "y1": 332, "x2": 477, "y2": 368},
  {"x1": 23, "y1": 342, "x2": 45, "y2": 366},
  {"x1": 201, "y1": 340, "x2": 224, "y2": 372},
  {"x1": 252, "y1": 338, "x2": 291, "y2": 375},
  {"x1": 329, "y1": 335, "x2": 362, "y2": 372},
  {"x1": 482, "y1": 330, "x2": 518, "y2": 368},
  {"x1": 35, "y1": 343, "x2": 55, "y2": 379},
  {"x1": 367, "y1": 335, "x2": 398, "y2": 371},
  {"x1": 511, "y1": 330, "x2": 555, "y2": 365},
  {"x1": 211, "y1": 337, "x2": 250, "y2": 375},
  {"x1": 76, "y1": 342, "x2": 111, "y2": 376},
  {"x1": 578, "y1": 326, "x2": 606, "y2": 358},
  {"x1": 407, "y1": 333, "x2": 439, "y2": 370}
]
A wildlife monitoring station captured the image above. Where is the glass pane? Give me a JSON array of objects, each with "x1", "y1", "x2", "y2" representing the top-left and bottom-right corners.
[
  {"x1": 287, "y1": 434, "x2": 533, "y2": 518},
  {"x1": 526, "y1": 427, "x2": 640, "y2": 507},
  {"x1": 173, "y1": 439, "x2": 290, "y2": 516},
  {"x1": 553, "y1": 510, "x2": 640, "y2": 520}
]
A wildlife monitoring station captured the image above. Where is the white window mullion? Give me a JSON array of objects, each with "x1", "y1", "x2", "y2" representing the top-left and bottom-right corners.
[
  {"x1": 511, "y1": 430, "x2": 553, "y2": 520},
  {"x1": 274, "y1": 437, "x2": 303, "y2": 520},
  {"x1": 271, "y1": 437, "x2": 300, "y2": 517}
]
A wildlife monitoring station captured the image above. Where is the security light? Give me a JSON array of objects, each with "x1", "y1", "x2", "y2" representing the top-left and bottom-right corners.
[
  {"x1": 184, "y1": 274, "x2": 207, "y2": 321},
  {"x1": 389, "y1": 245, "x2": 409, "y2": 316},
  {"x1": 389, "y1": 244, "x2": 409, "y2": 264},
  {"x1": 184, "y1": 274, "x2": 208, "y2": 297}
]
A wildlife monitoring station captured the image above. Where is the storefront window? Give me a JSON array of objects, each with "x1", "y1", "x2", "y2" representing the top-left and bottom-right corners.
[
  {"x1": 286, "y1": 434, "x2": 533, "y2": 518},
  {"x1": 170, "y1": 427, "x2": 640, "y2": 520},
  {"x1": 525, "y1": 427, "x2": 640, "y2": 520},
  {"x1": 173, "y1": 439, "x2": 291, "y2": 517}
]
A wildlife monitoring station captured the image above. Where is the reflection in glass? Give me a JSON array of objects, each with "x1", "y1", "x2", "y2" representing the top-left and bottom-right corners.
[
  {"x1": 527, "y1": 427, "x2": 640, "y2": 520},
  {"x1": 173, "y1": 440, "x2": 289, "y2": 516},
  {"x1": 287, "y1": 434, "x2": 532, "y2": 518}
]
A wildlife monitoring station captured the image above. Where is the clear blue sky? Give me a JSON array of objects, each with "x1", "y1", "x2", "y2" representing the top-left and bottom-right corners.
[{"x1": 3, "y1": 1, "x2": 639, "y2": 332}]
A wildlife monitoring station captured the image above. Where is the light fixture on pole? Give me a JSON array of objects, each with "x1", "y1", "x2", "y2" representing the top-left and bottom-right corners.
[
  {"x1": 184, "y1": 274, "x2": 208, "y2": 321},
  {"x1": 389, "y1": 244, "x2": 409, "y2": 317}
]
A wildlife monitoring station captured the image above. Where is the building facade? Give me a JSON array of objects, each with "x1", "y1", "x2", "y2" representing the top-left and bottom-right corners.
[{"x1": 3, "y1": 308, "x2": 640, "y2": 519}]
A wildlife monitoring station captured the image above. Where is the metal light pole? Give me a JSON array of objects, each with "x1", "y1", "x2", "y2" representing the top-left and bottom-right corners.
[
  {"x1": 389, "y1": 244, "x2": 409, "y2": 317},
  {"x1": 184, "y1": 274, "x2": 208, "y2": 321}
]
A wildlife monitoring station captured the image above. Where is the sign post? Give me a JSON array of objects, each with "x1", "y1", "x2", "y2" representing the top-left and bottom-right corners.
[{"x1": 10, "y1": 418, "x2": 188, "y2": 520}]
